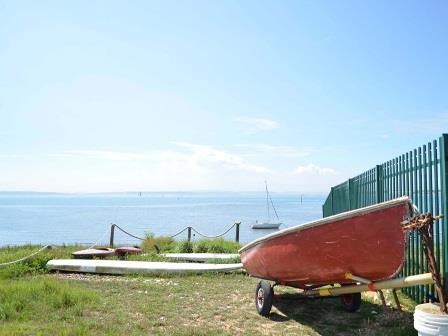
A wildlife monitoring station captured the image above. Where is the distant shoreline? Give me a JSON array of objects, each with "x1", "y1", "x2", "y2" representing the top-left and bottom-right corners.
[{"x1": 0, "y1": 191, "x2": 327, "y2": 197}]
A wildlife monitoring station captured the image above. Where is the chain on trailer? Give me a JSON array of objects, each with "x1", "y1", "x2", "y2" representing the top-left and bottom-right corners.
[{"x1": 402, "y1": 213, "x2": 447, "y2": 313}]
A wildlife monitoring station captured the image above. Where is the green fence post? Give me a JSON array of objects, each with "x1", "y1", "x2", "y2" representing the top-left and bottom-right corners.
[
  {"x1": 440, "y1": 134, "x2": 448, "y2": 288},
  {"x1": 330, "y1": 187, "x2": 334, "y2": 216},
  {"x1": 348, "y1": 179, "x2": 353, "y2": 210},
  {"x1": 376, "y1": 165, "x2": 383, "y2": 203}
]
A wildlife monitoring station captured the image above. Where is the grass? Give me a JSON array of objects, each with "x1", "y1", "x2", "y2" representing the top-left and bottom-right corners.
[
  {"x1": 0, "y1": 277, "x2": 97, "y2": 335},
  {"x1": 0, "y1": 245, "x2": 419, "y2": 335}
]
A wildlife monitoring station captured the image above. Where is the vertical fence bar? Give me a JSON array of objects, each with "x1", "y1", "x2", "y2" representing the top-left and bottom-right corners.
[
  {"x1": 414, "y1": 148, "x2": 419, "y2": 300},
  {"x1": 387, "y1": 160, "x2": 391, "y2": 200},
  {"x1": 395, "y1": 159, "x2": 398, "y2": 194},
  {"x1": 360, "y1": 174, "x2": 364, "y2": 207},
  {"x1": 401, "y1": 154, "x2": 405, "y2": 196},
  {"x1": 382, "y1": 163, "x2": 387, "y2": 201},
  {"x1": 400, "y1": 156, "x2": 404, "y2": 196},
  {"x1": 385, "y1": 160, "x2": 389, "y2": 200},
  {"x1": 440, "y1": 134, "x2": 448, "y2": 288},
  {"x1": 376, "y1": 165, "x2": 383, "y2": 203},
  {"x1": 395, "y1": 158, "x2": 399, "y2": 197},
  {"x1": 409, "y1": 151, "x2": 414, "y2": 298},
  {"x1": 405, "y1": 152, "x2": 410, "y2": 294},
  {"x1": 418, "y1": 147, "x2": 424, "y2": 302},
  {"x1": 368, "y1": 170, "x2": 371, "y2": 204},
  {"x1": 434, "y1": 140, "x2": 441, "y2": 289},
  {"x1": 423, "y1": 145, "x2": 429, "y2": 301},
  {"x1": 428, "y1": 142, "x2": 435, "y2": 299},
  {"x1": 389, "y1": 159, "x2": 393, "y2": 200},
  {"x1": 348, "y1": 178, "x2": 353, "y2": 210}
]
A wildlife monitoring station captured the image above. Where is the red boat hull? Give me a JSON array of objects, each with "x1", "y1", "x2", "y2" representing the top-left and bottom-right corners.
[{"x1": 240, "y1": 197, "x2": 412, "y2": 288}]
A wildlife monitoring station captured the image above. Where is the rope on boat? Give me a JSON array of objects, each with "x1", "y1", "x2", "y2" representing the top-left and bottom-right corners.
[
  {"x1": 191, "y1": 223, "x2": 236, "y2": 239},
  {"x1": 0, "y1": 245, "x2": 51, "y2": 268},
  {"x1": 114, "y1": 224, "x2": 145, "y2": 241}
]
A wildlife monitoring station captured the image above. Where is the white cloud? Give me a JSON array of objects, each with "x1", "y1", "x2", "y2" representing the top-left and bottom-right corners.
[
  {"x1": 0, "y1": 154, "x2": 27, "y2": 159},
  {"x1": 391, "y1": 112, "x2": 448, "y2": 133},
  {"x1": 294, "y1": 163, "x2": 336, "y2": 175},
  {"x1": 235, "y1": 144, "x2": 312, "y2": 158},
  {"x1": 3, "y1": 145, "x2": 347, "y2": 192},
  {"x1": 234, "y1": 117, "x2": 279, "y2": 133},
  {"x1": 172, "y1": 142, "x2": 269, "y2": 173},
  {"x1": 59, "y1": 144, "x2": 269, "y2": 174},
  {"x1": 59, "y1": 150, "x2": 147, "y2": 161}
]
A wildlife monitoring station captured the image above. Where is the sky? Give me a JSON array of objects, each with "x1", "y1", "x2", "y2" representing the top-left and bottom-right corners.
[{"x1": 1, "y1": 0, "x2": 447, "y2": 193}]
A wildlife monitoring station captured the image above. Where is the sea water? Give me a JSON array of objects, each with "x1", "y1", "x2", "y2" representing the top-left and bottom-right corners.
[{"x1": 0, "y1": 192, "x2": 325, "y2": 246}]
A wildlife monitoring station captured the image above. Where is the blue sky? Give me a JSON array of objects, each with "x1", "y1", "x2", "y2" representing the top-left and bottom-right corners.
[{"x1": 1, "y1": 0, "x2": 447, "y2": 192}]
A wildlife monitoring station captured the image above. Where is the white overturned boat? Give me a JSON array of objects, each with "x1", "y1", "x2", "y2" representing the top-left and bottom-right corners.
[
  {"x1": 161, "y1": 253, "x2": 240, "y2": 262},
  {"x1": 46, "y1": 259, "x2": 243, "y2": 275},
  {"x1": 251, "y1": 221, "x2": 281, "y2": 229}
]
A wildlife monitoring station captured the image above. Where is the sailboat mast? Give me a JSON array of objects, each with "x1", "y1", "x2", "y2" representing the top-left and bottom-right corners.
[{"x1": 265, "y1": 181, "x2": 270, "y2": 221}]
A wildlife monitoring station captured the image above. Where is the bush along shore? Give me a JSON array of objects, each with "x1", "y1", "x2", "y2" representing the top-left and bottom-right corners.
[{"x1": 0, "y1": 241, "x2": 418, "y2": 336}]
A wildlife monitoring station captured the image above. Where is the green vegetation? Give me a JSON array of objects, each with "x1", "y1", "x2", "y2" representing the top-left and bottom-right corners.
[
  {"x1": 176, "y1": 240, "x2": 194, "y2": 253},
  {"x1": 0, "y1": 245, "x2": 419, "y2": 335},
  {"x1": 140, "y1": 234, "x2": 241, "y2": 254},
  {"x1": 191, "y1": 239, "x2": 240, "y2": 254},
  {"x1": 141, "y1": 233, "x2": 176, "y2": 253}
]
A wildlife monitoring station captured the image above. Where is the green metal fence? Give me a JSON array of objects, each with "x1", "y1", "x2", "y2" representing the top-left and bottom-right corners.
[{"x1": 322, "y1": 134, "x2": 448, "y2": 303}]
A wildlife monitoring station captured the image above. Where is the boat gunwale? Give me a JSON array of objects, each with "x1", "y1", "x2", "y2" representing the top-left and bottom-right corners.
[{"x1": 239, "y1": 196, "x2": 412, "y2": 253}]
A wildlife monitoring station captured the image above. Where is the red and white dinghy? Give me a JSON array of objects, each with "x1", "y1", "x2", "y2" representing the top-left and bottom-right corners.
[{"x1": 240, "y1": 197, "x2": 413, "y2": 289}]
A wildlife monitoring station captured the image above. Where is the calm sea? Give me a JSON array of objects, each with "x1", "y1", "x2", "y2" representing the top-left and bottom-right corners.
[{"x1": 0, "y1": 192, "x2": 326, "y2": 246}]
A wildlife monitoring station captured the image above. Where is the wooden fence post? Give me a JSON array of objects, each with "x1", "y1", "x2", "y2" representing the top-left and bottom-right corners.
[
  {"x1": 235, "y1": 222, "x2": 241, "y2": 243},
  {"x1": 187, "y1": 227, "x2": 192, "y2": 242},
  {"x1": 109, "y1": 224, "x2": 115, "y2": 248}
]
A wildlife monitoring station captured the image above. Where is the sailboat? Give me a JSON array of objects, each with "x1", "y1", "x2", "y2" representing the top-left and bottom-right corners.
[{"x1": 251, "y1": 182, "x2": 282, "y2": 229}]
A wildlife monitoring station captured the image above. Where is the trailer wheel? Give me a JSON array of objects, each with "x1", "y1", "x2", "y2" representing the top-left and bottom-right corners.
[
  {"x1": 340, "y1": 292, "x2": 361, "y2": 312},
  {"x1": 255, "y1": 280, "x2": 273, "y2": 316}
]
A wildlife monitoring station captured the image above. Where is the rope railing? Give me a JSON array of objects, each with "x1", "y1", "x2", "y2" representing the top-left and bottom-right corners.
[
  {"x1": 0, "y1": 245, "x2": 51, "y2": 268},
  {"x1": 113, "y1": 224, "x2": 145, "y2": 241},
  {"x1": 109, "y1": 222, "x2": 241, "y2": 247},
  {"x1": 191, "y1": 223, "x2": 237, "y2": 239},
  {"x1": 170, "y1": 227, "x2": 189, "y2": 238}
]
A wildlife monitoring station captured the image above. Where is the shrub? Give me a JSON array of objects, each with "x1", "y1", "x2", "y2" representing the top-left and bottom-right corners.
[
  {"x1": 141, "y1": 235, "x2": 175, "y2": 253},
  {"x1": 193, "y1": 240, "x2": 209, "y2": 253},
  {"x1": 193, "y1": 239, "x2": 241, "y2": 254},
  {"x1": 175, "y1": 241, "x2": 193, "y2": 253}
]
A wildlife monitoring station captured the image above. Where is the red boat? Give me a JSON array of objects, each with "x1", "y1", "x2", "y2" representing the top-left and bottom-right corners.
[
  {"x1": 115, "y1": 246, "x2": 142, "y2": 257},
  {"x1": 72, "y1": 247, "x2": 116, "y2": 259},
  {"x1": 240, "y1": 197, "x2": 413, "y2": 315}
]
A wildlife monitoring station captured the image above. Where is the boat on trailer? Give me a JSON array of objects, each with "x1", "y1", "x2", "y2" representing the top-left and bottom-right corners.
[{"x1": 240, "y1": 197, "x2": 415, "y2": 315}]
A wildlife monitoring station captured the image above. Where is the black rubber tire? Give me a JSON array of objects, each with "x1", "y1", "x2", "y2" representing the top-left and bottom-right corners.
[
  {"x1": 255, "y1": 280, "x2": 273, "y2": 316},
  {"x1": 340, "y1": 292, "x2": 362, "y2": 312}
]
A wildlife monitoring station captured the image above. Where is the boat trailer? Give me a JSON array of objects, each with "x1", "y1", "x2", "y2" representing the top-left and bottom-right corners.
[{"x1": 254, "y1": 213, "x2": 447, "y2": 316}]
